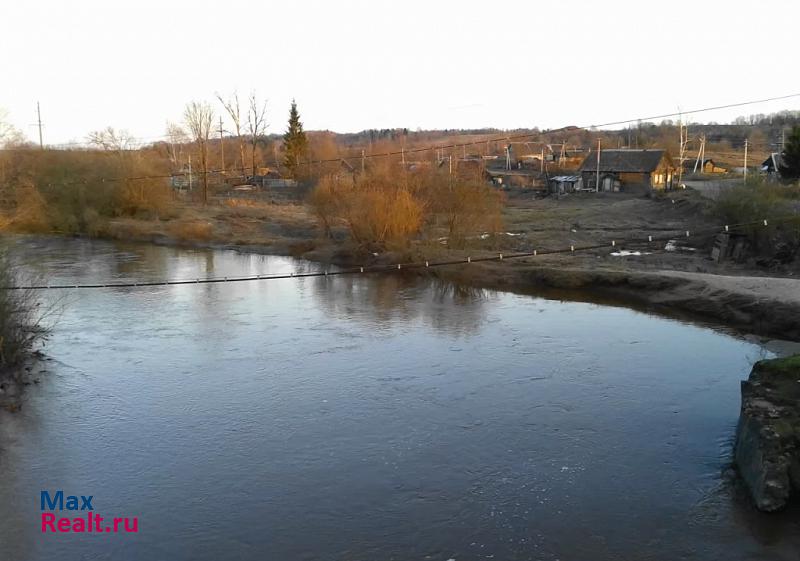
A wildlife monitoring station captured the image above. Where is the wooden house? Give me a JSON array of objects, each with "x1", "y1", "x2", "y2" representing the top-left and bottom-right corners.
[
  {"x1": 578, "y1": 149, "x2": 675, "y2": 192},
  {"x1": 687, "y1": 158, "x2": 727, "y2": 174}
]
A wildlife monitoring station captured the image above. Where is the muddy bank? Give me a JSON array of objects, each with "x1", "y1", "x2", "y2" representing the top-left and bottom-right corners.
[{"x1": 425, "y1": 260, "x2": 800, "y2": 343}]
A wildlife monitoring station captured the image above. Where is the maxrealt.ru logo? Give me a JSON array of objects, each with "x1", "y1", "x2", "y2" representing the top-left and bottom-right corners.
[{"x1": 40, "y1": 490, "x2": 138, "y2": 533}]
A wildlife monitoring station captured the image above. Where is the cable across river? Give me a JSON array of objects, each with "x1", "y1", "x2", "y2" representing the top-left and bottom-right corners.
[{"x1": 3, "y1": 216, "x2": 797, "y2": 291}]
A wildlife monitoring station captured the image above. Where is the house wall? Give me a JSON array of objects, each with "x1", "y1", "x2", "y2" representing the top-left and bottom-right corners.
[
  {"x1": 619, "y1": 172, "x2": 648, "y2": 185},
  {"x1": 652, "y1": 159, "x2": 675, "y2": 190}
]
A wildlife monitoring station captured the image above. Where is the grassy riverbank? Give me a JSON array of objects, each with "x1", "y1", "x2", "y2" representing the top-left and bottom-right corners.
[{"x1": 3, "y1": 186, "x2": 800, "y2": 342}]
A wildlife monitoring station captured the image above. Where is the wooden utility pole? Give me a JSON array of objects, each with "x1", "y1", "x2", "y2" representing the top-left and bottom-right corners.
[
  {"x1": 218, "y1": 117, "x2": 225, "y2": 173},
  {"x1": 677, "y1": 120, "x2": 688, "y2": 187},
  {"x1": 596, "y1": 139, "x2": 601, "y2": 192},
  {"x1": 743, "y1": 138, "x2": 749, "y2": 182},
  {"x1": 540, "y1": 147, "x2": 544, "y2": 173},
  {"x1": 36, "y1": 101, "x2": 44, "y2": 150},
  {"x1": 693, "y1": 135, "x2": 706, "y2": 174},
  {"x1": 361, "y1": 149, "x2": 365, "y2": 173}
]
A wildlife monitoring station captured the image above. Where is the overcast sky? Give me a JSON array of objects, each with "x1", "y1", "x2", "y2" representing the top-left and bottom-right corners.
[{"x1": 2, "y1": 0, "x2": 798, "y2": 145}]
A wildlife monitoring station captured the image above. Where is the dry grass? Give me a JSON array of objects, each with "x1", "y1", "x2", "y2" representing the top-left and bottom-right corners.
[
  {"x1": 7, "y1": 182, "x2": 50, "y2": 233},
  {"x1": 167, "y1": 219, "x2": 214, "y2": 241}
]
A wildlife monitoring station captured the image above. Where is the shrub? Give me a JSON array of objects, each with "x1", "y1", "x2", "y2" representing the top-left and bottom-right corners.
[
  {"x1": 716, "y1": 179, "x2": 800, "y2": 259},
  {"x1": 309, "y1": 166, "x2": 504, "y2": 250},
  {"x1": 2, "y1": 148, "x2": 174, "y2": 234},
  {"x1": 420, "y1": 173, "x2": 505, "y2": 248},
  {"x1": 309, "y1": 170, "x2": 423, "y2": 249},
  {"x1": 0, "y1": 252, "x2": 48, "y2": 370}
]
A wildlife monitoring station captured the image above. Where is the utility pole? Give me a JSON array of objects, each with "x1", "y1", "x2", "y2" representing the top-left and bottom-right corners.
[
  {"x1": 677, "y1": 119, "x2": 688, "y2": 187},
  {"x1": 188, "y1": 155, "x2": 193, "y2": 192},
  {"x1": 36, "y1": 101, "x2": 44, "y2": 150},
  {"x1": 361, "y1": 149, "x2": 365, "y2": 173},
  {"x1": 693, "y1": 135, "x2": 706, "y2": 174},
  {"x1": 218, "y1": 117, "x2": 225, "y2": 173},
  {"x1": 596, "y1": 139, "x2": 601, "y2": 192},
  {"x1": 743, "y1": 138, "x2": 749, "y2": 182},
  {"x1": 540, "y1": 147, "x2": 544, "y2": 174}
]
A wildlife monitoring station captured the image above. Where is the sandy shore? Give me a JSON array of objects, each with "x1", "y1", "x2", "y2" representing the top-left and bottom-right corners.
[{"x1": 656, "y1": 270, "x2": 800, "y2": 306}]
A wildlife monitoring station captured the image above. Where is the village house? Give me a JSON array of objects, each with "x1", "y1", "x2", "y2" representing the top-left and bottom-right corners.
[
  {"x1": 578, "y1": 149, "x2": 675, "y2": 192},
  {"x1": 686, "y1": 158, "x2": 727, "y2": 174}
]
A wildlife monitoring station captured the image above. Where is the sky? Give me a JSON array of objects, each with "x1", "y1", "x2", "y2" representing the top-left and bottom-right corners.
[{"x1": 1, "y1": 0, "x2": 799, "y2": 145}]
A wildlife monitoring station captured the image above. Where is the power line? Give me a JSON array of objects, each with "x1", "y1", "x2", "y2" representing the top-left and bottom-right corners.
[
  {"x1": 18, "y1": 91, "x2": 800, "y2": 158},
  {"x1": 3, "y1": 215, "x2": 797, "y2": 291},
  {"x1": 20, "y1": 92, "x2": 800, "y2": 186},
  {"x1": 296, "y1": 92, "x2": 800, "y2": 166}
]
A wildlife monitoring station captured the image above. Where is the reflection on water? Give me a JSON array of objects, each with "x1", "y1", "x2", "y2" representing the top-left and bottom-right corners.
[
  {"x1": 310, "y1": 274, "x2": 492, "y2": 336},
  {"x1": 0, "y1": 236, "x2": 798, "y2": 561}
]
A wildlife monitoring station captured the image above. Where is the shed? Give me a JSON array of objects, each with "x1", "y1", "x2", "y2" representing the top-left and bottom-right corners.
[{"x1": 549, "y1": 175, "x2": 582, "y2": 196}]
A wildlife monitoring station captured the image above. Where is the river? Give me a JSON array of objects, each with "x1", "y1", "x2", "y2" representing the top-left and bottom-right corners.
[{"x1": 0, "y1": 236, "x2": 798, "y2": 561}]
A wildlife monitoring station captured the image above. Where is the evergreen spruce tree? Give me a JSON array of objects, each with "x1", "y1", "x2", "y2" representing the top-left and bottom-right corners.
[
  {"x1": 778, "y1": 125, "x2": 800, "y2": 181},
  {"x1": 282, "y1": 100, "x2": 308, "y2": 178}
]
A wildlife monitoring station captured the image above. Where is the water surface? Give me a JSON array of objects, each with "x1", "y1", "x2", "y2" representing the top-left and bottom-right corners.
[{"x1": 0, "y1": 237, "x2": 798, "y2": 561}]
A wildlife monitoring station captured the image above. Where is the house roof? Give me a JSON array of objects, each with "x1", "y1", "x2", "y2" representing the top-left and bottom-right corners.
[
  {"x1": 578, "y1": 149, "x2": 671, "y2": 173},
  {"x1": 684, "y1": 158, "x2": 725, "y2": 169}
]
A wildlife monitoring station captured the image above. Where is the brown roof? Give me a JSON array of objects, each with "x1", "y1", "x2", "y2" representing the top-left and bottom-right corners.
[{"x1": 579, "y1": 149, "x2": 672, "y2": 173}]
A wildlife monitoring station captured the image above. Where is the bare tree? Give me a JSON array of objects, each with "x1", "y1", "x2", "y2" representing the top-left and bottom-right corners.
[
  {"x1": 0, "y1": 108, "x2": 24, "y2": 147},
  {"x1": 184, "y1": 101, "x2": 214, "y2": 204},
  {"x1": 247, "y1": 93, "x2": 268, "y2": 177},
  {"x1": 165, "y1": 121, "x2": 189, "y2": 167},
  {"x1": 87, "y1": 126, "x2": 136, "y2": 153},
  {"x1": 216, "y1": 92, "x2": 247, "y2": 178}
]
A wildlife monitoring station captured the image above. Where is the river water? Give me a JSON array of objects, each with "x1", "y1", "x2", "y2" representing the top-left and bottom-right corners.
[{"x1": 0, "y1": 237, "x2": 798, "y2": 561}]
